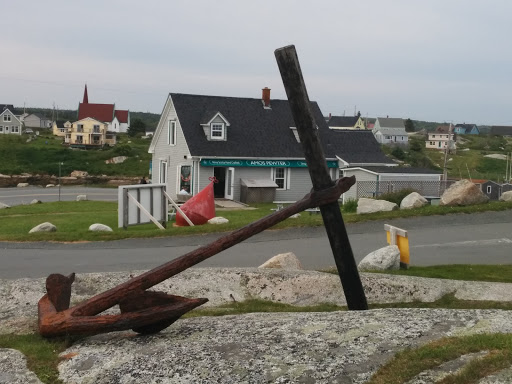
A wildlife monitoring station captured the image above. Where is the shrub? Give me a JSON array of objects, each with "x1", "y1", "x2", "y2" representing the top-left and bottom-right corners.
[
  {"x1": 391, "y1": 146, "x2": 406, "y2": 160},
  {"x1": 377, "y1": 188, "x2": 417, "y2": 205},
  {"x1": 113, "y1": 144, "x2": 134, "y2": 157},
  {"x1": 341, "y1": 199, "x2": 358, "y2": 213}
]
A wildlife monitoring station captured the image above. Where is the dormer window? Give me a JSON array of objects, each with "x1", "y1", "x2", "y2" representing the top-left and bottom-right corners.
[{"x1": 211, "y1": 123, "x2": 225, "y2": 140}]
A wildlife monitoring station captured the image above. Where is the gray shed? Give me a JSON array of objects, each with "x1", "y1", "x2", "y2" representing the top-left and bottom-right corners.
[
  {"x1": 240, "y1": 179, "x2": 278, "y2": 203},
  {"x1": 481, "y1": 180, "x2": 501, "y2": 201}
]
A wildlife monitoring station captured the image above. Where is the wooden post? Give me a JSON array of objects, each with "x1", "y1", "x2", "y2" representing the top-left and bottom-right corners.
[{"x1": 275, "y1": 45, "x2": 368, "y2": 310}]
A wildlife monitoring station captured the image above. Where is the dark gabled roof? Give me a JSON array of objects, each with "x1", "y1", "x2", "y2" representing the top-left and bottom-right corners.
[
  {"x1": 54, "y1": 119, "x2": 67, "y2": 127},
  {"x1": 455, "y1": 123, "x2": 477, "y2": 129},
  {"x1": 170, "y1": 93, "x2": 392, "y2": 165},
  {"x1": 0, "y1": 104, "x2": 15, "y2": 113},
  {"x1": 490, "y1": 126, "x2": 512, "y2": 136},
  {"x1": 327, "y1": 115, "x2": 359, "y2": 128},
  {"x1": 435, "y1": 125, "x2": 451, "y2": 134},
  {"x1": 322, "y1": 130, "x2": 393, "y2": 164},
  {"x1": 360, "y1": 166, "x2": 442, "y2": 174}
]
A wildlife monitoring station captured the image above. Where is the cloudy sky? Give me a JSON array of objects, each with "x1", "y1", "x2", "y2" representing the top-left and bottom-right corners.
[{"x1": 3, "y1": 1, "x2": 512, "y2": 125}]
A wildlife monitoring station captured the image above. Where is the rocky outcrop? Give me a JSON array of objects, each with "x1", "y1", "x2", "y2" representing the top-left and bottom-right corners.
[
  {"x1": 0, "y1": 202, "x2": 10, "y2": 209},
  {"x1": 105, "y1": 156, "x2": 128, "y2": 164},
  {"x1": 76, "y1": 195, "x2": 87, "y2": 201},
  {"x1": 358, "y1": 245, "x2": 400, "y2": 271},
  {"x1": 440, "y1": 179, "x2": 489, "y2": 206},
  {"x1": 400, "y1": 192, "x2": 428, "y2": 209},
  {"x1": 28, "y1": 222, "x2": 56, "y2": 233},
  {"x1": 88, "y1": 224, "x2": 113, "y2": 232},
  {"x1": 0, "y1": 348, "x2": 43, "y2": 384},
  {"x1": 259, "y1": 252, "x2": 304, "y2": 270},
  {"x1": 30, "y1": 199, "x2": 41, "y2": 205},
  {"x1": 70, "y1": 170, "x2": 89, "y2": 177},
  {"x1": 17, "y1": 183, "x2": 29, "y2": 188},
  {"x1": 500, "y1": 191, "x2": 512, "y2": 202},
  {"x1": 357, "y1": 198, "x2": 398, "y2": 214}
]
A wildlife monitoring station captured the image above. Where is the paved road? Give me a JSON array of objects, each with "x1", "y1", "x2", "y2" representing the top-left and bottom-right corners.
[
  {"x1": 0, "y1": 186, "x2": 118, "y2": 206},
  {"x1": 1, "y1": 210, "x2": 510, "y2": 279}
]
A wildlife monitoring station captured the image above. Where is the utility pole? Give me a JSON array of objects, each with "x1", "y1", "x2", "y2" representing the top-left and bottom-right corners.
[
  {"x1": 58, "y1": 162, "x2": 63, "y2": 201},
  {"x1": 442, "y1": 123, "x2": 452, "y2": 181}
]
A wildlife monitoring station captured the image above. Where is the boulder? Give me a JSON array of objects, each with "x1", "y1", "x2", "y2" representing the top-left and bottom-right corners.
[
  {"x1": 30, "y1": 199, "x2": 42, "y2": 205},
  {"x1": 208, "y1": 217, "x2": 229, "y2": 225},
  {"x1": 357, "y1": 198, "x2": 398, "y2": 214},
  {"x1": 500, "y1": 191, "x2": 512, "y2": 202},
  {"x1": 484, "y1": 154, "x2": 507, "y2": 160},
  {"x1": 440, "y1": 179, "x2": 489, "y2": 206},
  {"x1": 29, "y1": 222, "x2": 57, "y2": 233},
  {"x1": 70, "y1": 170, "x2": 89, "y2": 177},
  {"x1": 400, "y1": 192, "x2": 428, "y2": 210},
  {"x1": 76, "y1": 195, "x2": 87, "y2": 201},
  {"x1": 0, "y1": 202, "x2": 10, "y2": 209},
  {"x1": 105, "y1": 156, "x2": 128, "y2": 164},
  {"x1": 259, "y1": 252, "x2": 304, "y2": 270},
  {"x1": 89, "y1": 223, "x2": 113, "y2": 232},
  {"x1": 290, "y1": 213, "x2": 301, "y2": 219},
  {"x1": 45, "y1": 184, "x2": 55, "y2": 188},
  {"x1": 17, "y1": 183, "x2": 29, "y2": 188},
  {"x1": 358, "y1": 245, "x2": 400, "y2": 271}
]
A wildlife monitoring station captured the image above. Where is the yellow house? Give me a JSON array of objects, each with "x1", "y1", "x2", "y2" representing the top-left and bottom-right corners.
[
  {"x1": 69, "y1": 117, "x2": 117, "y2": 148},
  {"x1": 327, "y1": 114, "x2": 366, "y2": 130},
  {"x1": 52, "y1": 120, "x2": 72, "y2": 138}
]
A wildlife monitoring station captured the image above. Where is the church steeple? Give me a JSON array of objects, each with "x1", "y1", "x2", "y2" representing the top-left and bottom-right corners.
[{"x1": 83, "y1": 84, "x2": 89, "y2": 104}]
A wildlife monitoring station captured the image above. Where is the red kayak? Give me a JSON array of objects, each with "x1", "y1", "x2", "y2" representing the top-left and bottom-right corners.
[{"x1": 175, "y1": 182, "x2": 216, "y2": 226}]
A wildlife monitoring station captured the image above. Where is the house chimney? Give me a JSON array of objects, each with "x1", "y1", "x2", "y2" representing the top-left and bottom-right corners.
[{"x1": 262, "y1": 87, "x2": 271, "y2": 108}]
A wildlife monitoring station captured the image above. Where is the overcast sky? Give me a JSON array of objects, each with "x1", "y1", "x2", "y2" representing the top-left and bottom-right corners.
[{"x1": 3, "y1": 1, "x2": 512, "y2": 125}]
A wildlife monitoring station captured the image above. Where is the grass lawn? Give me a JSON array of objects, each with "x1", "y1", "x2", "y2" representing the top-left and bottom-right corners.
[{"x1": 1, "y1": 200, "x2": 512, "y2": 242}]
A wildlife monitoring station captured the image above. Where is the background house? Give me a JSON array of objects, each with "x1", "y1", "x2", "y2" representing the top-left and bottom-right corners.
[
  {"x1": 454, "y1": 123, "x2": 479, "y2": 135},
  {"x1": 68, "y1": 117, "x2": 116, "y2": 148},
  {"x1": 77, "y1": 85, "x2": 130, "y2": 133},
  {"x1": 149, "y1": 89, "x2": 394, "y2": 202},
  {"x1": 0, "y1": 105, "x2": 22, "y2": 135},
  {"x1": 326, "y1": 112, "x2": 366, "y2": 130},
  {"x1": 23, "y1": 113, "x2": 53, "y2": 129},
  {"x1": 372, "y1": 117, "x2": 408, "y2": 144},
  {"x1": 426, "y1": 125, "x2": 456, "y2": 151}
]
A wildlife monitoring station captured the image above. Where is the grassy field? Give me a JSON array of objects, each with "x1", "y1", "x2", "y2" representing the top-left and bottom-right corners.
[
  {"x1": 0, "y1": 133, "x2": 152, "y2": 176},
  {"x1": 1, "y1": 199, "x2": 512, "y2": 242}
]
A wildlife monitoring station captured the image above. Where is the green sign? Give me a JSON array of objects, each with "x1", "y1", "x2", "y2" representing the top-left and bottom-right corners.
[{"x1": 200, "y1": 159, "x2": 338, "y2": 168}]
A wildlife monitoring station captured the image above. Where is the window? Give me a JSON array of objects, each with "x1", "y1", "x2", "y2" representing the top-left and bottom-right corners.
[
  {"x1": 211, "y1": 123, "x2": 225, "y2": 140},
  {"x1": 179, "y1": 165, "x2": 192, "y2": 193},
  {"x1": 93, "y1": 125, "x2": 101, "y2": 133},
  {"x1": 168, "y1": 120, "x2": 176, "y2": 145},
  {"x1": 385, "y1": 135, "x2": 391, "y2": 140},
  {"x1": 76, "y1": 135, "x2": 83, "y2": 144},
  {"x1": 0, "y1": 126, "x2": 3, "y2": 132},
  {"x1": 487, "y1": 186, "x2": 492, "y2": 194},
  {"x1": 13, "y1": 126, "x2": 19, "y2": 132},
  {"x1": 3, "y1": 114, "x2": 11, "y2": 122},
  {"x1": 272, "y1": 167, "x2": 288, "y2": 190},
  {"x1": 77, "y1": 124, "x2": 84, "y2": 133}
]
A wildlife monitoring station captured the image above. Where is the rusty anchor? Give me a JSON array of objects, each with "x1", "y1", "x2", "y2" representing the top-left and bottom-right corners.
[{"x1": 38, "y1": 45, "x2": 367, "y2": 338}]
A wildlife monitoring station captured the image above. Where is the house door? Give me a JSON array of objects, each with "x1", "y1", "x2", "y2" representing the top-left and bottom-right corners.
[
  {"x1": 225, "y1": 167, "x2": 235, "y2": 200},
  {"x1": 213, "y1": 167, "x2": 226, "y2": 198}
]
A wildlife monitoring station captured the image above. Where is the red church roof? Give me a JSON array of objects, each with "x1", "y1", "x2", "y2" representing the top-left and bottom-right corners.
[
  {"x1": 78, "y1": 102, "x2": 115, "y2": 122},
  {"x1": 115, "y1": 110, "x2": 129, "y2": 123}
]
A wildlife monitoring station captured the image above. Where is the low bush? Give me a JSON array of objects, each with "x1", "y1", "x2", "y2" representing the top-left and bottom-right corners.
[{"x1": 341, "y1": 199, "x2": 358, "y2": 213}]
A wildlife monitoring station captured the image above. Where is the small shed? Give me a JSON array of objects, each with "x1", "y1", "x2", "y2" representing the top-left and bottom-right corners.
[
  {"x1": 502, "y1": 183, "x2": 512, "y2": 194},
  {"x1": 481, "y1": 180, "x2": 501, "y2": 201},
  {"x1": 240, "y1": 179, "x2": 278, "y2": 204}
]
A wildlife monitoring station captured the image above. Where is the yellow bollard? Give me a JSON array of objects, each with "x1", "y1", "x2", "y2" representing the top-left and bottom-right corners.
[{"x1": 384, "y1": 224, "x2": 410, "y2": 268}]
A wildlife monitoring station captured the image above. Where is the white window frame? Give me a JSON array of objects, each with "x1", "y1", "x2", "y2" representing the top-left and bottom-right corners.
[
  {"x1": 0, "y1": 126, "x2": 3, "y2": 132},
  {"x1": 3, "y1": 114, "x2": 11, "y2": 122},
  {"x1": 271, "y1": 167, "x2": 289, "y2": 190},
  {"x1": 168, "y1": 120, "x2": 176, "y2": 145},
  {"x1": 13, "y1": 126, "x2": 19, "y2": 133},
  {"x1": 210, "y1": 123, "x2": 225, "y2": 140},
  {"x1": 487, "y1": 186, "x2": 492, "y2": 194}
]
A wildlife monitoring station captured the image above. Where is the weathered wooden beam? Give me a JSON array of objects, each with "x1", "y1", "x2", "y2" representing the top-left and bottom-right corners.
[{"x1": 274, "y1": 45, "x2": 368, "y2": 310}]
